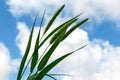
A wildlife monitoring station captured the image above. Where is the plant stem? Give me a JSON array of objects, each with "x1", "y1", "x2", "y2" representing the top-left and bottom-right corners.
[{"x1": 38, "y1": 44, "x2": 50, "y2": 63}]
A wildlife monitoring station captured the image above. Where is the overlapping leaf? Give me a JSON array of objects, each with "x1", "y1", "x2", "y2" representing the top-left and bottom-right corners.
[
  {"x1": 37, "y1": 28, "x2": 67, "y2": 71},
  {"x1": 30, "y1": 10, "x2": 45, "y2": 74},
  {"x1": 38, "y1": 14, "x2": 80, "y2": 48},
  {"x1": 35, "y1": 45, "x2": 87, "y2": 79},
  {"x1": 17, "y1": 4, "x2": 89, "y2": 80},
  {"x1": 17, "y1": 14, "x2": 38, "y2": 80},
  {"x1": 49, "y1": 18, "x2": 78, "y2": 44},
  {"x1": 62, "y1": 18, "x2": 89, "y2": 41},
  {"x1": 43, "y1": 4, "x2": 65, "y2": 34}
]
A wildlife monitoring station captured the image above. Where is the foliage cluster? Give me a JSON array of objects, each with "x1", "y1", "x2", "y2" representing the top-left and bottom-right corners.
[{"x1": 17, "y1": 4, "x2": 88, "y2": 80}]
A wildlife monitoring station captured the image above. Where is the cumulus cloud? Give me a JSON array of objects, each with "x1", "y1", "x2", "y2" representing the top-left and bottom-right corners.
[
  {"x1": 15, "y1": 22, "x2": 120, "y2": 80},
  {"x1": 6, "y1": 0, "x2": 120, "y2": 29},
  {"x1": 60, "y1": 40, "x2": 120, "y2": 80},
  {"x1": 6, "y1": 0, "x2": 64, "y2": 17},
  {"x1": 0, "y1": 42, "x2": 20, "y2": 80},
  {"x1": 0, "y1": 43, "x2": 11, "y2": 80},
  {"x1": 16, "y1": 22, "x2": 30, "y2": 56}
]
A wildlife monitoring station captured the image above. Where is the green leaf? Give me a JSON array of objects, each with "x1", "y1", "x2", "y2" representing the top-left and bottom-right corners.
[
  {"x1": 38, "y1": 14, "x2": 80, "y2": 49},
  {"x1": 48, "y1": 74, "x2": 70, "y2": 76},
  {"x1": 17, "y1": 14, "x2": 38, "y2": 80},
  {"x1": 43, "y1": 4, "x2": 65, "y2": 34},
  {"x1": 46, "y1": 74, "x2": 57, "y2": 80},
  {"x1": 49, "y1": 18, "x2": 78, "y2": 44},
  {"x1": 62, "y1": 18, "x2": 89, "y2": 41},
  {"x1": 30, "y1": 10, "x2": 46, "y2": 74},
  {"x1": 39, "y1": 10, "x2": 46, "y2": 33},
  {"x1": 37, "y1": 29, "x2": 66, "y2": 71},
  {"x1": 35, "y1": 45, "x2": 87, "y2": 79},
  {"x1": 27, "y1": 74, "x2": 36, "y2": 80},
  {"x1": 30, "y1": 31, "x2": 39, "y2": 73}
]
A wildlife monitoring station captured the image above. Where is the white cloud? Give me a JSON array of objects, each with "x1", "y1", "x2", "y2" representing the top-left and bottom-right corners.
[
  {"x1": 7, "y1": 0, "x2": 120, "y2": 79},
  {"x1": 15, "y1": 22, "x2": 120, "y2": 80},
  {"x1": 62, "y1": 76, "x2": 72, "y2": 80},
  {"x1": 16, "y1": 22, "x2": 30, "y2": 56},
  {"x1": 60, "y1": 40, "x2": 120, "y2": 80},
  {"x1": 0, "y1": 43, "x2": 11, "y2": 80},
  {"x1": 6, "y1": 0, "x2": 64, "y2": 17},
  {"x1": 0, "y1": 43, "x2": 20, "y2": 80},
  {"x1": 6, "y1": 0, "x2": 120, "y2": 29}
]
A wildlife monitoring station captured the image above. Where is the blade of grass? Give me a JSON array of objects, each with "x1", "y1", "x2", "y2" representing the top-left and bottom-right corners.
[
  {"x1": 38, "y1": 10, "x2": 46, "y2": 42},
  {"x1": 27, "y1": 74, "x2": 58, "y2": 80},
  {"x1": 38, "y1": 14, "x2": 80, "y2": 49},
  {"x1": 30, "y1": 10, "x2": 46, "y2": 74},
  {"x1": 37, "y1": 44, "x2": 50, "y2": 64},
  {"x1": 30, "y1": 29, "x2": 39, "y2": 73},
  {"x1": 62, "y1": 18, "x2": 89, "y2": 41},
  {"x1": 27, "y1": 74, "x2": 36, "y2": 80},
  {"x1": 35, "y1": 45, "x2": 87, "y2": 79},
  {"x1": 48, "y1": 74, "x2": 70, "y2": 76},
  {"x1": 17, "y1": 14, "x2": 38, "y2": 80},
  {"x1": 43, "y1": 4, "x2": 65, "y2": 34},
  {"x1": 22, "y1": 10, "x2": 46, "y2": 79},
  {"x1": 46, "y1": 74, "x2": 57, "y2": 80},
  {"x1": 37, "y1": 29, "x2": 66, "y2": 71},
  {"x1": 49, "y1": 18, "x2": 78, "y2": 44}
]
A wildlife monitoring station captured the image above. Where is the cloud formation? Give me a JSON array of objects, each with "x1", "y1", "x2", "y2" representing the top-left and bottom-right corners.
[
  {"x1": 16, "y1": 22, "x2": 30, "y2": 56},
  {"x1": 7, "y1": 0, "x2": 120, "y2": 29},
  {"x1": 0, "y1": 43, "x2": 20, "y2": 80},
  {"x1": 0, "y1": 43, "x2": 11, "y2": 80},
  {"x1": 15, "y1": 22, "x2": 120, "y2": 80},
  {"x1": 60, "y1": 40, "x2": 120, "y2": 80}
]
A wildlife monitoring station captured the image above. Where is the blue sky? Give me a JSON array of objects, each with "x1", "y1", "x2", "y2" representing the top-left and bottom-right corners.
[{"x1": 0, "y1": 0, "x2": 120, "y2": 80}]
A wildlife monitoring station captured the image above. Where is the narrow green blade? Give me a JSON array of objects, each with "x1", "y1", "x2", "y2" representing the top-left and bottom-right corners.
[
  {"x1": 46, "y1": 74, "x2": 57, "y2": 80},
  {"x1": 30, "y1": 10, "x2": 46, "y2": 74},
  {"x1": 17, "y1": 14, "x2": 38, "y2": 80},
  {"x1": 38, "y1": 14, "x2": 80, "y2": 49},
  {"x1": 35, "y1": 45, "x2": 87, "y2": 79},
  {"x1": 48, "y1": 74, "x2": 70, "y2": 76},
  {"x1": 43, "y1": 4, "x2": 65, "y2": 34},
  {"x1": 28, "y1": 74, "x2": 57, "y2": 80},
  {"x1": 27, "y1": 74, "x2": 36, "y2": 80},
  {"x1": 30, "y1": 31, "x2": 39, "y2": 73},
  {"x1": 62, "y1": 18, "x2": 89, "y2": 41},
  {"x1": 37, "y1": 29, "x2": 66, "y2": 71},
  {"x1": 49, "y1": 18, "x2": 78, "y2": 44}
]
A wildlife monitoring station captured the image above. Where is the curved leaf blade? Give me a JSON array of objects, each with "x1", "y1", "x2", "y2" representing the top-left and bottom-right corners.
[
  {"x1": 17, "y1": 14, "x2": 38, "y2": 80},
  {"x1": 30, "y1": 37, "x2": 39, "y2": 73},
  {"x1": 46, "y1": 74, "x2": 57, "y2": 80},
  {"x1": 30, "y1": 10, "x2": 46, "y2": 74},
  {"x1": 35, "y1": 45, "x2": 87, "y2": 79},
  {"x1": 43, "y1": 4, "x2": 65, "y2": 34},
  {"x1": 27, "y1": 74, "x2": 36, "y2": 80},
  {"x1": 37, "y1": 29, "x2": 66, "y2": 71},
  {"x1": 38, "y1": 14, "x2": 80, "y2": 49},
  {"x1": 49, "y1": 18, "x2": 78, "y2": 44},
  {"x1": 62, "y1": 18, "x2": 89, "y2": 41}
]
